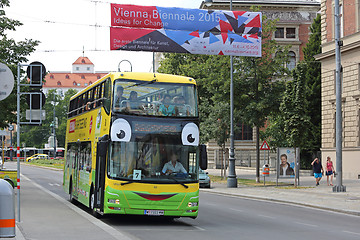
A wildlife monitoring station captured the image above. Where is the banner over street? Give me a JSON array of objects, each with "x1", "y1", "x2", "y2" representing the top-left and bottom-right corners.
[{"x1": 110, "y1": 4, "x2": 262, "y2": 57}]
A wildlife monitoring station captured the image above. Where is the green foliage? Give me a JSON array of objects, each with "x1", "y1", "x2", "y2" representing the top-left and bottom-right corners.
[
  {"x1": 233, "y1": 15, "x2": 289, "y2": 129},
  {"x1": 0, "y1": 0, "x2": 40, "y2": 128},
  {"x1": 280, "y1": 65, "x2": 311, "y2": 148},
  {"x1": 264, "y1": 15, "x2": 321, "y2": 164}
]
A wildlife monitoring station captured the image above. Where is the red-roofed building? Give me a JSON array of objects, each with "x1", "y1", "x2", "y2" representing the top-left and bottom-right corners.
[{"x1": 43, "y1": 57, "x2": 108, "y2": 97}]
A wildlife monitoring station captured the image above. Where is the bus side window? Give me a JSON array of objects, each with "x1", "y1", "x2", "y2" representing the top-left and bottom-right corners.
[
  {"x1": 97, "y1": 84, "x2": 103, "y2": 108},
  {"x1": 103, "y1": 78, "x2": 111, "y2": 114}
]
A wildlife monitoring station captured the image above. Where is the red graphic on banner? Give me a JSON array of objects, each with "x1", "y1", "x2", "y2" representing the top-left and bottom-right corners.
[
  {"x1": 245, "y1": 14, "x2": 261, "y2": 28},
  {"x1": 189, "y1": 30, "x2": 200, "y2": 38}
]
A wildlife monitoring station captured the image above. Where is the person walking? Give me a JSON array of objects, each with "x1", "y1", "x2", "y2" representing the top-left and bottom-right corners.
[
  {"x1": 311, "y1": 158, "x2": 324, "y2": 186},
  {"x1": 325, "y1": 156, "x2": 335, "y2": 186}
]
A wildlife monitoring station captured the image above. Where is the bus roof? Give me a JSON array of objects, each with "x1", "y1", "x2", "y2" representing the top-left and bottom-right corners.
[{"x1": 70, "y1": 72, "x2": 196, "y2": 100}]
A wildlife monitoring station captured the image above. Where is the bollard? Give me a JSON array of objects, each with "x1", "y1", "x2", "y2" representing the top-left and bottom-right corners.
[{"x1": 0, "y1": 179, "x2": 16, "y2": 238}]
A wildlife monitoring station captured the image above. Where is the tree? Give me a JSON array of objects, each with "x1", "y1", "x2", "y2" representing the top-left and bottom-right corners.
[
  {"x1": 0, "y1": 0, "x2": 40, "y2": 128},
  {"x1": 280, "y1": 65, "x2": 312, "y2": 186},
  {"x1": 232, "y1": 14, "x2": 290, "y2": 182},
  {"x1": 264, "y1": 15, "x2": 321, "y2": 169}
]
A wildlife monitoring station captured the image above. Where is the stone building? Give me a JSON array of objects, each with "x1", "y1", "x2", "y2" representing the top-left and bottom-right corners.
[
  {"x1": 315, "y1": 0, "x2": 360, "y2": 179},
  {"x1": 200, "y1": 0, "x2": 320, "y2": 168}
]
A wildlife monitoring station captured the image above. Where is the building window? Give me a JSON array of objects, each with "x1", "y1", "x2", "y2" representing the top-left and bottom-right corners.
[
  {"x1": 50, "y1": 75, "x2": 54, "y2": 79},
  {"x1": 66, "y1": 75, "x2": 69, "y2": 79},
  {"x1": 275, "y1": 28, "x2": 284, "y2": 38},
  {"x1": 84, "y1": 83, "x2": 88, "y2": 86},
  {"x1": 275, "y1": 27, "x2": 296, "y2": 39},
  {"x1": 87, "y1": 67, "x2": 90, "y2": 71},
  {"x1": 81, "y1": 75, "x2": 85, "y2": 79},
  {"x1": 89, "y1": 81, "x2": 93, "y2": 85},
  {"x1": 73, "y1": 81, "x2": 77, "y2": 86},
  {"x1": 77, "y1": 83, "x2": 81, "y2": 86},
  {"x1": 97, "y1": 75, "x2": 101, "y2": 79},
  {"x1": 57, "y1": 81, "x2": 61, "y2": 86},
  {"x1": 76, "y1": 67, "x2": 79, "y2": 71},
  {"x1": 287, "y1": 51, "x2": 296, "y2": 71},
  {"x1": 82, "y1": 59, "x2": 85, "y2": 63},
  {"x1": 235, "y1": 123, "x2": 253, "y2": 140}
]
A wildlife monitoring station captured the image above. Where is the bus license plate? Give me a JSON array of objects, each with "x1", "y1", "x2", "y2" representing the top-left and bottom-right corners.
[{"x1": 144, "y1": 210, "x2": 164, "y2": 216}]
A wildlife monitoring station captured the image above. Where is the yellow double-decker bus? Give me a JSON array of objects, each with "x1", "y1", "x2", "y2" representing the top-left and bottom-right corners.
[{"x1": 63, "y1": 72, "x2": 207, "y2": 218}]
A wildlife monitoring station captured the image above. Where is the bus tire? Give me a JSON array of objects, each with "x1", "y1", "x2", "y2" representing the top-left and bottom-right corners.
[{"x1": 90, "y1": 187, "x2": 100, "y2": 218}]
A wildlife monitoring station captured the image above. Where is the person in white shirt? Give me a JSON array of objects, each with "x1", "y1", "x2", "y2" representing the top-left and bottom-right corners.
[{"x1": 162, "y1": 153, "x2": 187, "y2": 175}]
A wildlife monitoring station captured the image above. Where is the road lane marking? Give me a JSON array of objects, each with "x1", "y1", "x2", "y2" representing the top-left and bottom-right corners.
[
  {"x1": 258, "y1": 214, "x2": 276, "y2": 219},
  {"x1": 295, "y1": 222, "x2": 317, "y2": 228},
  {"x1": 343, "y1": 230, "x2": 360, "y2": 236},
  {"x1": 193, "y1": 226, "x2": 205, "y2": 231},
  {"x1": 229, "y1": 208, "x2": 243, "y2": 212},
  {"x1": 49, "y1": 183, "x2": 60, "y2": 186}
]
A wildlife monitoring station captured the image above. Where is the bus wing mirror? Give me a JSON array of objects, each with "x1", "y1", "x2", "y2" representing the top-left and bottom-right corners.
[
  {"x1": 98, "y1": 134, "x2": 109, "y2": 157},
  {"x1": 200, "y1": 144, "x2": 208, "y2": 170}
]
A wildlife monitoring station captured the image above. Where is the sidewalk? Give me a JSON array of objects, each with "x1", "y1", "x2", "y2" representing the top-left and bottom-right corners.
[
  {"x1": 13, "y1": 175, "x2": 132, "y2": 240},
  {"x1": 202, "y1": 167, "x2": 360, "y2": 216}
]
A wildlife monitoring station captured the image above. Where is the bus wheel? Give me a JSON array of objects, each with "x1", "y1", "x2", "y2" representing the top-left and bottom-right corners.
[{"x1": 90, "y1": 188, "x2": 100, "y2": 218}]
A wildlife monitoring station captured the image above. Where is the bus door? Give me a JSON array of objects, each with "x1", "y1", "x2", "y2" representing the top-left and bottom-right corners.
[
  {"x1": 94, "y1": 137, "x2": 108, "y2": 211},
  {"x1": 73, "y1": 145, "x2": 80, "y2": 199}
]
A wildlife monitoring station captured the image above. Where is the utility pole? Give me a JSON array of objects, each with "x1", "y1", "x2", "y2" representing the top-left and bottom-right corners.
[
  {"x1": 53, "y1": 94, "x2": 57, "y2": 159},
  {"x1": 333, "y1": 0, "x2": 345, "y2": 192}
]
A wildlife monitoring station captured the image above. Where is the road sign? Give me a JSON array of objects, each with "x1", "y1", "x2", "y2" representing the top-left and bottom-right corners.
[
  {"x1": 0, "y1": 63, "x2": 15, "y2": 101},
  {"x1": 260, "y1": 140, "x2": 270, "y2": 150}
]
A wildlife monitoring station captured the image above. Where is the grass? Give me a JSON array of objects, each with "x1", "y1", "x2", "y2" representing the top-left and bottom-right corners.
[
  {"x1": 25, "y1": 158, "x2": 64, "y2": 170},
  {"x1": 209, "y1": 175, "x2": 290, "y2": 187}
]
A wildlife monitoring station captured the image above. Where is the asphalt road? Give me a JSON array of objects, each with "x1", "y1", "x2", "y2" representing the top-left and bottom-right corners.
[{"x1": 8, "y1": 162, "x2": 360, "y2": 240}]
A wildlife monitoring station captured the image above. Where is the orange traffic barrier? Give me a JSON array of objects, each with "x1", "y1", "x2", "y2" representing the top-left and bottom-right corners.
[{"x1": 0, "y1": 218, "x2": 15, "y2": 228}]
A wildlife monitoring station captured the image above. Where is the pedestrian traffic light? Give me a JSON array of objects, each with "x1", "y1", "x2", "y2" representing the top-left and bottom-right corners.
[{"x1": 26, "y1": 62, "x2": 46, "y2": 109}]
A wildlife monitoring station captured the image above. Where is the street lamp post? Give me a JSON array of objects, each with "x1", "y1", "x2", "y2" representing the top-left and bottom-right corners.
[
  {"x1": 227, "y1": 0, "x2": 237, "y2": 188},
  {"x1": 205, "y1": 0, "x2": 237, "y2": 187},
  {"x1": 52, "y1": 94, "x2": 58, "y2": 159}
]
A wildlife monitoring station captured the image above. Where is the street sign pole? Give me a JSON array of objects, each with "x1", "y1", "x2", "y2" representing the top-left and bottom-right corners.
[{"x1": 16, "y1": 63, "x2": 21, "y2": 222}]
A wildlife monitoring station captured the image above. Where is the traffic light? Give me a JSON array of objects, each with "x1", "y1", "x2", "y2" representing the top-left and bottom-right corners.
[{"x1": 26, "y1": 62, "x2": 46, "y2": 109}]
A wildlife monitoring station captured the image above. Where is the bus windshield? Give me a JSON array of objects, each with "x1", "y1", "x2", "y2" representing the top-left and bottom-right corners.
[
  {"x1": 112, "y1": 79, "x2": 198, "y2": 117},
  {"x1": 108, "y1": 135, "x2": 199, "y2": 183}
]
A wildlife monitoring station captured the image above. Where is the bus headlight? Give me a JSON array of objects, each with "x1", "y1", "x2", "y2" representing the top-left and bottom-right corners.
[
  {"x1": 188, "y1": 202, "x2": 198, "y2": 207},
  {"x1": 108, "y1": 199, "x2": 120, "y2": 204}
]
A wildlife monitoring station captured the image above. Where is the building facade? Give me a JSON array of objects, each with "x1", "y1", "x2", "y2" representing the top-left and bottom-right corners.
[
  {"x1": 43, "y1": 57, "x2": 107, "y2": 97},
  {"x1": 316, "y1": 0, "x2": 360, "y2": 179},
  {"x1": 200, "y1": 0, "x2": 320, "y2": 168}
]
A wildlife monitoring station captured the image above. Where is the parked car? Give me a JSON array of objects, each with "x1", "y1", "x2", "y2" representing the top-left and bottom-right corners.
[
  {"x1": 26, "y1": 154, "x2": 50, "y2": 162},
  {"x1": 199, "y1": 169, "x2": 211, "y2": 188}
]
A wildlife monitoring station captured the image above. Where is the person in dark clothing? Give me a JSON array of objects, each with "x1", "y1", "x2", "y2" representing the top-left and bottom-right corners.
[{"x1": 311, "y1": 158, "x2": 324, "y2": 186}]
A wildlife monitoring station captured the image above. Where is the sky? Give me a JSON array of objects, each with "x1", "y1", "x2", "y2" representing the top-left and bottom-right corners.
[{"x1": 5, "y1": 0, "x2": 204, "y2": 73}]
